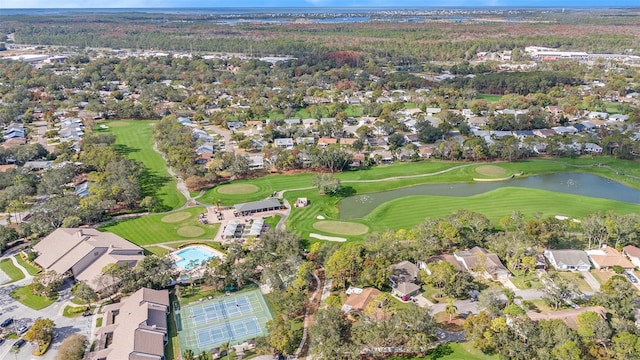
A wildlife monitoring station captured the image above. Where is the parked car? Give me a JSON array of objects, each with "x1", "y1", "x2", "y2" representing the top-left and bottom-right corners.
[
  {"x1": 0, "y1": 318, "x2": 13, "y2": 328},
  {"x1": 626, "y1": 272, "x2": 638, "y2": 283},
  {"x1": 17, "y1": 325, "x2": 28, "y2": 334},
  {"x1": 13, "y1": 338, "x2": 25, "y2": 349},
  {"x1": 0, "y1": 338, "x2": 5, "y2": 345}
]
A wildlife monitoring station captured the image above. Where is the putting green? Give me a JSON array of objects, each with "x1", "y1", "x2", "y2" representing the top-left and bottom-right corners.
[
  {"x1": 312, "y1": 221, "x2": 369, "y2": 236},
  {"x1": 217, "y1": 184, "x2": 260, "y2": 195},
  {"x1": 475, "y1": 165, "x2": 507, "y2": 177},
  {"x1": 176, "y1": 226, "x2": 206, "y2": 237},
  {"x1": 161, "y1": 212, "x2": 192, "y2": 223}
]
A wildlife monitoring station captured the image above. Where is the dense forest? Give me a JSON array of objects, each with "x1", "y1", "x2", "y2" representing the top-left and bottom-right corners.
[{"x1": 1, "y1": 10, "x2": 640, "y2": 63}]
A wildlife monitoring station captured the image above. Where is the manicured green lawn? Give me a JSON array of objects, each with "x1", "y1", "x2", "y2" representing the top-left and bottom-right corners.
[
  {"x1": 15, "y1": 255, "x2": 42, "y2": 275},
  {"x1": 10, "y1": 284, "x2": 56, "y2": 310},
  {"x1": 391, "y1": 342, "x2": 498, "y2": 360},
  {"x1": 0, "y1": 258, "x2": 25, "y2": 283},
  {"x1": 63, "y1": 305, "x2": 94, "y2": 318},
  {"x1": 510, "y1": 273, "x2": 542, "y2": 290},
  {"x1": 100, "y1": 207, "x2": 220, "y2": 246},
  {"x1": 284, "y1": 186, "x2": 639, "y2": 241},
  {"x1": 99, "y1": 120, "x2": 186, "y2": 211},
  {"x1": 144, "y1": 246, "x2": 172, "y2": 256},
  {"x1": 476, "y1": 93, "x2": 503, "y2": 103},
  {"x1": 363, "y1": 188, "x2": 639, "y2": 231},
  {"x1": 200, "y1": 156, "x2": 640, "y2": 241},
  {"x1": 554, "y1": 271, "x2": 593, "y2": 292}
]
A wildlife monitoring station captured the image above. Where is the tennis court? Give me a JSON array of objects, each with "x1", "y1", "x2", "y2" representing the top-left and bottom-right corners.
[
  {"x1": 190, "y1": 296, "x2": 253, "y2": 325},
  {"x1": 177, "y1": 288, "x2": 272, "y2": 353}
]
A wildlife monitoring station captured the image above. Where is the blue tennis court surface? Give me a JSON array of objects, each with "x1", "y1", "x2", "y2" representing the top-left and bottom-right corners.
[
  {"x1": 191, "y1": 296, "x2": 253, "y2": 325},
  {"x1": 177, "y1": 288, "x2": 272, "y2": 353},
  {"x1": 195, "y1": 317, "x2": 261, "y2": 348}
]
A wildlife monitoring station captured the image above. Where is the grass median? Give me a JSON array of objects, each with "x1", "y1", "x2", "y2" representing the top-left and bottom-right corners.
[{"x1": 0, "y1": 258, "x2": 25, "y2": 283}]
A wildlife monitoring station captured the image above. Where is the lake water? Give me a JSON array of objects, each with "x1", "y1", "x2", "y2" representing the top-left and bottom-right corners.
[{"x1": 339, "y1": 172, "x2": 640, "y2": 220}]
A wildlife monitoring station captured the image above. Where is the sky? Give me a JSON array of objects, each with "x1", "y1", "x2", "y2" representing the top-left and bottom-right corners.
[{"x1": 2, "y1": 0, "x2": 640, "y2": 9}]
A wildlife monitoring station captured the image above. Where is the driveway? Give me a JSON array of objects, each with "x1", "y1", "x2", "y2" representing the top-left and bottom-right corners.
[{"x1": 580, "y1": 271, "x2": 601, "y2": 292}]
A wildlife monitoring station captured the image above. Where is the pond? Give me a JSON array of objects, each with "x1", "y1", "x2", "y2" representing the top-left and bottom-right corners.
[{"x1": 339, "y1": 172, "x2": 640, "y2": 220}]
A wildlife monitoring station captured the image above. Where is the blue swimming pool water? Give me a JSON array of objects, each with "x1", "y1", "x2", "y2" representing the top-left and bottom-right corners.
[{"x1": 174, "y1": 247, "x2": 216, "y2": 270}]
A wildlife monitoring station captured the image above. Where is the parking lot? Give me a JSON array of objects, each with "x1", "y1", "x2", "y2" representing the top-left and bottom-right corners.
[{"x1": 0, "y1": 256, "x2": 94, "y2": 360}]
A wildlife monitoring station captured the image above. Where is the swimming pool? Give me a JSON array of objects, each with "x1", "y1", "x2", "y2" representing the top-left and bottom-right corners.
[{"x1": 174, "y1": 246, "x2": 217, "y2": 270}]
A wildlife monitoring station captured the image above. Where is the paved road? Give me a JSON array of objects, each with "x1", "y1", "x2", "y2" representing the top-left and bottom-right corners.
[{"x1": 0, "y1": 255, "x2": 93, "y2": 360}]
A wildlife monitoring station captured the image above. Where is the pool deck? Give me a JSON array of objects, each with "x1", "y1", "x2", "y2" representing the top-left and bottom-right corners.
[{"x1": 170, "y1": 244, "x2": 226, "y2": 272}]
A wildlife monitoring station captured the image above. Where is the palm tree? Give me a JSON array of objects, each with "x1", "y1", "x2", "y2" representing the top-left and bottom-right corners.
[
  {"x1": 182, "y1": 349, "x2": 195, "y2": 360},
  {"x1": 445, "y1": 299, "x2": 458, "y2": 321}
]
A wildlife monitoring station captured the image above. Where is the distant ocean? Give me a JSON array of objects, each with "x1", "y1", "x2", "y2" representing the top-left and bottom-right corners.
[{"x1": 0, "y1": 6, "x2": 618, "y2": 16}]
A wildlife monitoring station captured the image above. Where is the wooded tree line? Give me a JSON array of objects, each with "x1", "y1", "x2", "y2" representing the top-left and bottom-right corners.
[
  {"x1": 465, "y1": 274, "x2": 640, "y2": 360},
  {"x1": 4, "y1": 13, "x2": 639, "y2": 62},
  {"x1": 448, "y1": 71, "x2": 581, "y2": 96}
]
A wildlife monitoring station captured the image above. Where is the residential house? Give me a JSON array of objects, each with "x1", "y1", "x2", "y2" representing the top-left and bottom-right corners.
[
  {"x1": 552, "y1": 126, "x2": 577, "y2": 135},
  {"x1": 372, "y1": 150, "x2": 394, "y2": 164},
  {"x1": 350, "y1": 153, "x2": 365, "y2": 168},
  {"x1": 302, "y1": 119, "x2": 317, "y2": 129},
  {"x1": 586, "y1": 246, "x2": 634, "y2": 270},
  {"x1": 547, "y1": 106, "x2": 564, "y2": 117},
  {"x1": 89, "y1": 288, "x2": 169, "y2": 360},
  {"x1": 341, "y1": 288, "x2": 382, "y2": 314},
  {"x1": 424, "y1": 116, "x2": 442, "y2": 128},
  {"x1": 339, "y1": 138, "x2": 357, "y2": 147},
  {"x1": 492, "y1": 131, "x2": 513, "y2": 140},
  {"x1": 622, "y1": 245, "x2": 640, "y2": 268},
  {"x1": 418, "y1": 146, "x2": 435, "y2": 159},
  {"x1": 318, "y1": 138, "x2": 338, "y2": 148},
  {"x1": 419, "y1": 255, "x2": 465, "y2": 274},
  {"x1": 533, "y1": 129, "x2": 557, "y2": 138},
  {"x1": 543, "y1": 249, "x2": 591, "y2": 271},
  {"x1": 1, "y1": 138, "x2": 27, "y2": 149},
  {"x1": 454, "y1": 247, "x2": 511, "y2": 280},
  {"x1": 609, "y1": 114, "x2": 629, "y2": 122},
  {"x1": 527, "y1": 306, "x2": 607, "y2": 330},
  {"x1": 33, "y1": 228, "x2": 144, "y2": 291},
  {"x1": 227, "y1": 121, "x2": 244, "y2": 131},
  {"x1": 24, "y1": 161, "x2": 53, "y2": 171},
  {"x1": 514, "y1": 130, "x2": 534, "y2": 139},
  {"x1": 405, "y1": 133, "x2": 420, "y2": 145},
  {"x1": 583, "y1": 143, "x2": 603, "y2": 153},
  {"x1": 247, "y1": 155, "x2": 265, "y2": 170},
  {"x1": 588, "y1": 111, "x2": 609, "y2": 120},
  {"x1": 273, "y1": 138, "x2": 294, "y2": 149},
  {"x1": 468, "y1": 117, "x2": 489, "y2": 127},
  {"x1": 283, "y1": 119, "x2": 301, "y2": 127},
  {"x1": 426, "y1": 107, "x2": 441, "y2": 116},
  {"x1": 196, "y1": 143, "x2": 215, "y2": 156},
  {"x1": 75, "y1": 181, "x2": 91, "y2": 198},
  {"x1": 389, "y1": 261, "x2": 420, "y2": 298},
  {"x1": 295, "y1": 137, "x2": 315, "y2": 146}
]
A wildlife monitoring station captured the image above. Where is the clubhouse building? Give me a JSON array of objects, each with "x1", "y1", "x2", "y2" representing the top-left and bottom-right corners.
[{"x1": 33, "y1": 228, "x2": 144, "y2": 291}]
